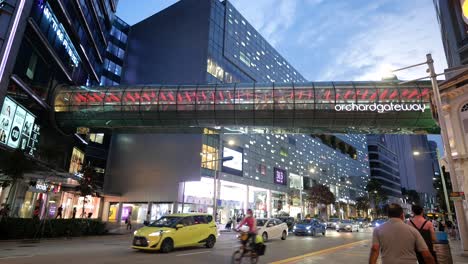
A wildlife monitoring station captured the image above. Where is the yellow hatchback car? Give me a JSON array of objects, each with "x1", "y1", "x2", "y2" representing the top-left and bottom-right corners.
[{"x1": 132, "y1": 213, "x2": 218, "y2": 253}]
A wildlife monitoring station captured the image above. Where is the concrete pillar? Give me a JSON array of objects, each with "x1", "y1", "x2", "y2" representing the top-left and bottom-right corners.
[
  {"x1": 99, "y1": 200, "x2": 109, "y2": 221},
  {"x1": 146, "y1": 202, "x2": 153, "y2": 222},
  {"x1": 116, "y1": 202, "x2": 123, "y2": 224},
  {"x1": 245, "y1": 185, "x2": 249, "y2": 213},
  {"x1": 267, "y1": 190, "x2": 271, "y2": 218}
]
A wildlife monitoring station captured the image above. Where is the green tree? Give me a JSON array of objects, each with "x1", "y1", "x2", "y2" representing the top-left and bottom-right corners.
[
  {"x1": 75, "y1": 165, "x2": 99, "y2": 217},
  {"x1": 355, "y1": 196, "x2": 370, "y2": 217},
  {"x1": 305, "y1": 184, "x2": 336, "y2": 218},
  {"x1": 366, "y1": 179, "x2": 388, "y2": 217},
  {"x1": 0, "y1": 150, "x2": 34, "y2": 213}
]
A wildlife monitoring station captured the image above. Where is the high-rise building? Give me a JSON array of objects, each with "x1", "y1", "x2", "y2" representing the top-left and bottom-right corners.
[
  {"x1": 101, "y1": 0, "x2": 369, "y2": 224},
  {"x1": 0, "y1": 0, "x2": 127, "y2": 219},
  {"x1": 433, "y1": 0, "x2": 468, "y2": 69},
  {"x1": 386, "y1": 135, "x2": 437, "y2": 210},
  {"x1": 122, "y1": 0, "x2": 307, "y2": 85},
  {"x1": 367, "y1": 135, "x2": 402, "y2": 201}
]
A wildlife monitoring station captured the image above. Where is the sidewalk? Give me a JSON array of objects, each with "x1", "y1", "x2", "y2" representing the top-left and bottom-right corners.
[{"x1": 273, "y1": 239, "x2": 468, "y2": 264}]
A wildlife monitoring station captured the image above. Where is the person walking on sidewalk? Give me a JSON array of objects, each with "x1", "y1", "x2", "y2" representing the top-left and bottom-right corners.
[
  {"x1": 407, "y1": 205, "x2": 437, "y2": 263},
  {"x1": 126, "y1": 211, "x2": 132, "y2": 230},
  {"x1": 368, "y1": 203, "x2": 435, "y2": 264}
]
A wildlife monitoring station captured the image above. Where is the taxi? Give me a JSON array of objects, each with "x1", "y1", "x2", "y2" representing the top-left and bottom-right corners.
[{"x1": 132, "y1": 213, "x2": 218, "y2": 253}]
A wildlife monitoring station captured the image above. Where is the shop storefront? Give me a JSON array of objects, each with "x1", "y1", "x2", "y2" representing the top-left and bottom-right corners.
[
  {"x1": 249, "y1": 186, "x2": 268, "y2": 218},
  {"x1": 108, "y1": 202, "x2": 173, "y2": 224},
  {"x1": 182, "y1": 177, "x2": 246, "y2": 224}
]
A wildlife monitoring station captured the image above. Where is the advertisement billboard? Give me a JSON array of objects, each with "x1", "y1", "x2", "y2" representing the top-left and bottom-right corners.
[
  {"x1": 274, "y1": 167, "x2": 287, "y2": 185},
  {"x1": 222, "y1": 146, "x2": 243, "y2": 176},
  {"x1": 0, "y1": 96, "x2": 39, "y2": 155},
  {"x1": 69, "y1": 147, "x2": 85, "y2": 174},
  {"x1": 0, "y1": 97, "x2": 16, "y2": 145}
]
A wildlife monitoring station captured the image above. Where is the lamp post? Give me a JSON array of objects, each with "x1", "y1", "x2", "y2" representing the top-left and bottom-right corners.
[
  {"x1": 210, "y1": 156, "x2": 234, "y2": 221},
  {"x1": 413, "y1": 150, "x2": 452, "y2": 221},
  {"x1": 392, "y1": 54, "x2": 468, "y2": 250}
]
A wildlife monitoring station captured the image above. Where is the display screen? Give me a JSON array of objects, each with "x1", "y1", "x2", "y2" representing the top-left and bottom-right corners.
[
  {"x1": 222, "y1": 146, "x2": 243, "y2": 176},
  {"x1": 0, "y1": 97, "x2": 39, "y2": 155},
  {"x1": 69, "y1": 147, "x2": 85, "y2": 174},
  {"x1": 274, "y1": 167, "x2": 287, "y2": 185},
  {"x1": 0, "y1": 97, "x2": 16, "y2": 145}
]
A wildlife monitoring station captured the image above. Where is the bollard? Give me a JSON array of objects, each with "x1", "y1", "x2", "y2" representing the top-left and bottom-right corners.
[{"x1": 434, "y1": 231, "x2": 453, "y2": 264}]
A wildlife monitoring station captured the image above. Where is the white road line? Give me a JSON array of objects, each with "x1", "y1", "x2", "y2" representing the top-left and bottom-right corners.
[
  {"x1": 176, "y1": 251, "x2": 211, "y2": 257},
  {"x1": 0, "y1": 255, "x2": 35, "y2": 260}
]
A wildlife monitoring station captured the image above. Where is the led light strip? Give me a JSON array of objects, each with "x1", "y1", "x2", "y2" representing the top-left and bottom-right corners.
[{"x1": 0, "y1": 0, "x2": 26, "y2": 85}]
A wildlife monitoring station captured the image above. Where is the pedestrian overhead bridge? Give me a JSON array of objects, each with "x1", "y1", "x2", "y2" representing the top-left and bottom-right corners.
[{"x1": 53, "y1": 81, "x2": 438, "y2": 134}]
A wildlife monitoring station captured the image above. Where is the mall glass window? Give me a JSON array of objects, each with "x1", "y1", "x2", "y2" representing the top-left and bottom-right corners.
[
  {"x1": 201, "y1": 144, "x2": 217, "y2": 170},
  {"x1": 89, "y1": 133, "x2": 104, "y2": 144},
  {"x1": 256, "y1": 164, "x2": 266, "y2": 175},
  {"x1": 279, "y1": 147, "x2": 288, "y2": 157}
]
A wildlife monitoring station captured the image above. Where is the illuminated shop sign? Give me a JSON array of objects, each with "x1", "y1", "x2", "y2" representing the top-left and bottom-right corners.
[
  {"x1": 274, "y1": 168, "x2": 287, "y2": 185},
  {"x1": 0, "y1": 97, "x2": 40, "y2": 156},
  {"x1": 222, "y1": 146, "x2": 243, "y2": 176},
  {"x1": 334, "y1": 103, "x2": 427, "y2": 113},
  {"x1": 42, "y1": 2, "x2": 80, "y2": 67}
]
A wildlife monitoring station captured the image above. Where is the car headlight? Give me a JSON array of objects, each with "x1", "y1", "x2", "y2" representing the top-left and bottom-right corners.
[
  {"x1": 376, "y1": 223, "x2": 380, "y2": 227},
  {"x1": 306, "y1": 226, "x2": 311, "y2": 230},
  {"x1": 346, "y1": 225, "x2": 351, "y2": 228},
  {"x1": 134, "y1": 231, "x2": 138, "y2": 235},
  {"x1": 148, "y1": 232, "x2": 161, "y2": 237}
]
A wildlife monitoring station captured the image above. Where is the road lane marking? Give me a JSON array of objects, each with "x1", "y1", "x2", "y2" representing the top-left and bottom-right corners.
[
  {"x1": 176, "y1": 251, "x2": 211, "y2": 257},
  {"x1": 270, "y1": 239, "x2": 369, "y2": 264},
  {"x1": 0, "y1": 255, "x2": 35, "y2": 260}
]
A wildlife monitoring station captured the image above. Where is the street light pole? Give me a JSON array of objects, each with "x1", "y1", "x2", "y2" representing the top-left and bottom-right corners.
[
  {"x1": 426, "y1": 54, "x2": 468, "y2": 250},
  {"x1": 435, "y1": 150, "x2": 453, "y2": 222}
]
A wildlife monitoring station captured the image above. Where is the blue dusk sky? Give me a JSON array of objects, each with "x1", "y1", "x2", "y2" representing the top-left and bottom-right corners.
[{"x1": 117, "y1": 0, "x2": 445, "y2": 152}]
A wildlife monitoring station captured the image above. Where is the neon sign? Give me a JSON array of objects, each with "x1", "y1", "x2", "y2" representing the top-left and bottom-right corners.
[
  {"x1": 334, "y1": 103, "x2": 427, "y2": 113},
  {"x1": 42, "y1": 3, "x2": 80, "y2": 67}
]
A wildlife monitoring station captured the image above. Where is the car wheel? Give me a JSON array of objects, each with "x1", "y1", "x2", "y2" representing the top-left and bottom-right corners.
[
  {"x1": 262, "y1": 232, "x2": 268, "y2": 242},
  {"x1": 281, "y1": 230, "x2": 287, "y2": 240},
  {"x1": 322, "y1": 230, "x2": 326, "y2": 236},
  {"x1": 312, "y1": 229, "x2": 316, "y2": 237},
  {"x1": 356, "y1": 228, "x2": 359, "y2": 232},
  {"x1": 205, "y1": 235, "x2": 216, "y2": 248},
  {"x1": 160, "y1": 238, "x2": 173, "y2": 253}
]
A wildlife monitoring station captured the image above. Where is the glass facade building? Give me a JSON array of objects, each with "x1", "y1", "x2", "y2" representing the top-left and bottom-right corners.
[
  {"x1": 98, "y1": 0, "x2": 372, "y2": 223},
  {"x1": 0, "y1": 0, "x2": 125, "y2": 219}
]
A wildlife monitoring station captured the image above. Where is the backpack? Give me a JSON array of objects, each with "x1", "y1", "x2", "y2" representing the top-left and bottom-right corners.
[{"x1": 410, "y1": 220, "x2": 436, "y2": 262}]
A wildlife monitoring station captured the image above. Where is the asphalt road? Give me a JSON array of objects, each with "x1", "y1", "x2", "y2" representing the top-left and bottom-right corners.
[{"x1": 0, "y1": 229, "x2": 372, "y2": 264}]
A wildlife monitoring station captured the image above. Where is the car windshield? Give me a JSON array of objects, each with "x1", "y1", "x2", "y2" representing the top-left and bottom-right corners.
[
  {"x1": 356, "y1": 218, "x2": 365, "y2": 222},
  {"x1": 341, "y1": 220, "x2": 353, "y2": 224},
  {"x1": 149, "y1": 216, "x2": 181, "y2": 227},
  {"x1": 257, "y1": 219, "x2": 267, "y2": 226},
  {"x1": 329, "y1": 218, "x2": 339, "y2": 222},
  {"x1": 298, "y1": 220, "x2": 312, "y2": 225}
]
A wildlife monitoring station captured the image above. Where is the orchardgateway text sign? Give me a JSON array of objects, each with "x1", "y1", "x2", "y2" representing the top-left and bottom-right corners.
[{"x1": 334, "y1": 103, "x2": 427, "y2": 113}]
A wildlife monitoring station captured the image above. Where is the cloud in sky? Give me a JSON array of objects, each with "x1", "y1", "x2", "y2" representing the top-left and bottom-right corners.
[{"x1": 117, "y1": 0, "x2": 447, "y2": 82}]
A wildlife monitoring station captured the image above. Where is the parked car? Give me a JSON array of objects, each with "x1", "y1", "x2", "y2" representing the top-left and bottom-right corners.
[
  {"x1": 256, "y1": 218, "x2": 289, "y2": 242},
  {"x1": 293, "y1": 219, "x2": 326, "y2": 236},
  {"x1": 276, "y1": 216, "x2": 295, "y2": 232},
  {"x1": 356, "y1": 218, "x2": 369, "y2": 228},
  {"x1": 336, "y1": 219, "x2": 360, "y2": 232},
  {"x1": 326, "y1": 218, "x2": 340, "y2": 229},
  {"x1": 370, "y1": 219, "x2": 387, "y2": 227},
  {"x1": 132, "y1": 213, "x2": 217, "y2": 253}
]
